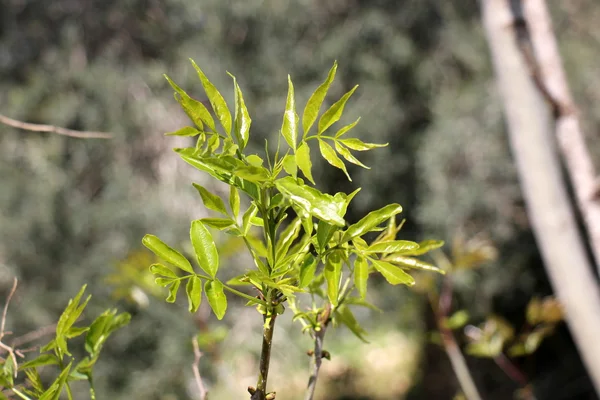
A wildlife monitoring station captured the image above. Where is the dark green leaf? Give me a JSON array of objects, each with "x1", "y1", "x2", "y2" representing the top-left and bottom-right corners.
[
  {"x1": 229, "y1": 73, "x2": 251, "y2": 149},
  {"x1": 281, "y1": 75, "x2": 298, "y2": 150},
  {"x1": 342, "y1": 204, "x2": 403, "y2": 243},
  {"x1": 192, "y1": 183, "x2": 228, "y2": 215},
  {"x1": 296, "y1": 141, "x2": 315, "y2": 184},
  {"x1": 318, "y1": 139, "x2": 351, "y2": 181},
  {"x1": 166, "y1": 126, "x2": 202, "y2": 137},
  {"x1": 303, "y1": 62, "x2": 337, "y2": 135},
  {"x1": 143, "y1": 234, "x2": 194, "y2": 273},
  {"x1": 316, "y1": 220, "x2": 337, "y2": 253},
  {"x1": 299, "y1": 254, "x2": 318, "y2": 288},
  {"x1": 340, "y1": 138, "x2": 387, "y2": 151},
  {"x1": 190, "y1": 60, "x2": 232, "y2": 135},
  {"x1": 186, "y1": 276, "x2": 203, "y2": 313},
  {"x1": 372, "y1": 259, "x2": 415, "y2": 286},
  {"x1": 205, "y1": 280, "x2": 227, "y2": 320},
  {"x1": 354, "y1": 256, "x2": 368, "y2": 299},
  {"x1": 190, "y1": 220, "x2": 219, "y2": 278},
  {"x1": 324, "y1": 251, "x2": 343, "y2": 306},
  {"x1": 318, "y1": 85, "x2": 358, "y2": 134}
]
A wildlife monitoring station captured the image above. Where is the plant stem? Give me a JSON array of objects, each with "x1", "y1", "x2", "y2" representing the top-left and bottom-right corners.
[
  {"x1": 251, "y1": 312, "x2": 277, "y2": 400},
  {"x1": 304, "y1": 325, "x2": 327, "y2": 400}
]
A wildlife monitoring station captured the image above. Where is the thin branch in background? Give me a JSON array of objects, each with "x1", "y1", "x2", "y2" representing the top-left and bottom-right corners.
[
  {"x1": 0, "y1": 278, "x2": 20, "y2": 377},
  {"x1": 433, "y1": 276, "x2": 483, "y2": 400},
  {"x1": 304, "y1": 303, "x2": 331, "y2": 400},
  {"x1": 191, "y1": 337, "x2": 208, "y2": 400},
  {"x1": 0, "y1": 113, "x2": 113, "y2": 139}
]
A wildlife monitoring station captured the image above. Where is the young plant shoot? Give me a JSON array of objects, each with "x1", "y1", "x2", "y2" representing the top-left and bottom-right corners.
[{"x1": 143, "y1": 61, "x2": 444, "y2": 400}]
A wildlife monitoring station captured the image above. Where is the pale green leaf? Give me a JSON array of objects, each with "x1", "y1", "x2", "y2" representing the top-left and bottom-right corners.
[
  {"x1": 200, "y1": 217, "x2": 236, "y2": 230},
  {"x1": 186, "y1": 276, "x2": 203, "y2": 313},
  {"x1": 164, "y1": 75, "x2": 216, "y2": 132},
  {"x1": 299, "y1": 254, "x2": 318, "y2": 288},
  {"x1": 281, "y1": 75, "x2": 298, "y2": 150},
  {"x1": 190, "y1": 59, "x2": 232, "y2": 135},
  {"x1": 334, "y1": 141, "x2": 369, "y2": 169},
  {"x1": 383, "y1": 255, "x2": 444, "y2": 274},
  {"x1": 318, "y1": 139, "x2": 351, "y2": 180},
  {"x1": 354, "y1": 256, "x2": 368, "y2": 299},
  {"x1": 334, "y1": 117, "x2": 361, "y2": 138},
  {"x1": 166, "y1": 280, "x2": 180, "y2": 303},
  {"x1": 143, "y1": 234, "x2": 194, "y2": 273},
  {"x1": 229, "y1": 186, "x2": 240, "y2": 218},
  {"x1": 205, "y1": 280, "x2": 227, "y2": 320},
  {"x1": 372, "y1": 259, "x2": 415, "y2": 286},
  {"x1": 282, "y1": 154, "x2": 297, "y2": 178},
  {"x1": 336, "y1": 305, "x2": 369, "y2": 343},
  {"x1": 342, "y1": 204, "x2": 403, "y2": 243},
  {"x1": 365, "y1": 240, "x2": 419, "y2": 254},
  {"x1": 296, "y1": 141, "x2": 315, "y2": 184},
  {"x1": 229, "y1": 73, "x2": 251, "y2": 149},
  {"x1": 149, "y1": 263, "x2": 178, "y2": 279},
  {"x1": 318, "y1": 85, "x2": 358, "y2": 134},
  {"x1": 165, "y1": 126, "x2": 202, "y2": 137},
  {"x1": 340, "y1": 138, "x2": 387, "y2": 151},
  {"x1": 324, "y1": 251, "x2": 343, "y2": 306},
  {"x1": 303, "y1": 62, "x2": 337, "y2": 135},
  {"x1": 193, "y1": 183, "x2": 228, "y2": 215},
  {"x1": 190, "y1": 220, "x2": 219, "y2": 278}
]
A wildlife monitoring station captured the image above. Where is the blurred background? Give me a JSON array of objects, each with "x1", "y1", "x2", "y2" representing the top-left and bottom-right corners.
[{"x1": 1, "y1": 1, "x2": 599, "y2": 399}]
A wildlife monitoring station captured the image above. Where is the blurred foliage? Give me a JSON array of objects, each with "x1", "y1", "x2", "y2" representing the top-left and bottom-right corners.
[{"x1": 1, "y1": 0, "x2": 599, "y2": 399}]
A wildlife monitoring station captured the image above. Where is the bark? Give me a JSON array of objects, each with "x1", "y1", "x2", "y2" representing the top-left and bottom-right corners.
[
  {"x1": 522, "y1": 0, "x2": 600, "y2": 274},
  {"x1": 481, "y1": 0, "x2": 600, "y2": 395}
]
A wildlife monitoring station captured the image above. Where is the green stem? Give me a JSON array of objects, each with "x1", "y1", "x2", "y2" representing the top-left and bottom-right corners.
[
  {"x1": 11, "y1": 388, "x2": 33, "y2": 400},
  {"x1": 251, "y1": 310, "x2": 277, "y2": 400},
  {"x1": 222, "y1": 285, "x2": 267, "y2": 306}
]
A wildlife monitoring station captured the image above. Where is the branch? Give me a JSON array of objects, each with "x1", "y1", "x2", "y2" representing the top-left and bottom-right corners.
[
  {"x1": 192, "y1": 338, "x2": 208, "y2": 400},
  {"x1": 249, "y1": 312, "x2": 277, "y2": 400},
  {"x1": 0, "y1": 113, "x2": 112, "y2": 139},
  {"x1": 0, "y1": 278, "x2": 20, "y2": 377},
  {"x1": 304, "y1": 303, "x2": 331, "y2": 400},
  {"x1": 482, "y1": 0, "x2": 600, "y2": 394},
  {"x1": 519, "y1": 0, "x2": 600, "y2": 274}
]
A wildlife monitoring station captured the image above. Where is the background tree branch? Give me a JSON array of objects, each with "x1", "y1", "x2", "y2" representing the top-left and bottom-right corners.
[
  {"x1": 0, "y1": 113, "x2": 112, "y2": 139},
  {"x1": 482, "y1": 0, "x2": 600, "y2": 394}
]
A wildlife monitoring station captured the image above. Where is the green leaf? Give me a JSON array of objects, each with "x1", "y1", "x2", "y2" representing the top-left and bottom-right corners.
[
  {"x1": 318, "y1": 139, "x2": 351, "y2": 180},
  {"x1": 193, "y1": 183, "x2": 228, "y2": 215},
  {"x1": 372, "y1": 259, "x2": 415, "y2": 286},
  {"x1": 281, "y1": 75, "x2": 299, "y2": 150},
  {"x1": 229, "y1": 186, "x2": 240, "y2": 218},
  {"x1": 382, "y1": 255, "x2": 444, "y2": 274},
  {"x1": 150, "y1": 263, "x2": 178, "y2": 279},
  {"x1": 246, "y1": 154, "x2": 264, "y2": 166},
  {"x1": 340, "y1": 138, "x2": 387, "y2": 151},
  {"x1": 166, "y1": 280, "x2": 180, "y2": 303},
  {"x1": 318, "y1": 85, "x2": 358, "y2": 134},
  {"x1": 275, "y1": 218, "x2": 302, "y2": 260},
  {"x1": 20, "y1": 354, "x2": 59, "y2": 370},
  {"x1": 235, "y1": 165, "x2": 271, "y2": 182},
  {"x1": 190, "y1": 60, "x2": 232, "y2": 135},
  {"x1": 190, "y1": 220, "x2": 219, "y2": 278},
  {"x1": 324, "y1": 251, "x2": 343, "y2": 306},
  {"x1": 242, "y1": 203, "x2": 258, "y2": 236},
  {"x1": 205, "y1": 280, "x2": 227, "y2": 320},
  {"x1": 342, "y1": 204, "x2": 403, "y2": 243},
  {"x1": 155, "y1": 277, "x2": 175, "y2": 287},
  {"x1": 444, "y1": 310, "x2": 470, "y2": 330},
  {"x1": 365, "y1": 240, "x2": 419, "y2": 254},
  {"x1": 166, "y1": 126, "x2": 202, "y2": 137},
  {"x1": 275, "y1": 176, "x2": 345, "y2": 226},
  {"x1": 200, "y1": 217, "x2": 236, "y2": 230},
  {"x1": 316, "y1": 220, "x2": 337, "y2": 253},
  {"x1": 303, "y1": 62, "x2": 337, "y2": 135},
  {"x1": 299, "y1": 254, "x2": 318, "y2": 288},
  {"x1": 229, "y1": 73, "x2": 251, "y2": 149},
  {"x1": 336, "y1": 305, "x2": 369, "y2": 343},
  {"x1": 143, "y1": 234, "x2": 194, "y2": 274},
  {"x1": 334, "y1": 141, "x2": 369, "y2": 169},
  {"x1": 354, "y1": 256, "x2": 369, "y2": 299},
  {"x1": 282, "y1": 154, "x2": 297, "y2": 178},
  {"x1": 186, "y1": 276, "x2": 203, "y2": 313},
  {"x1": 40, "y1": 361, "x2": 72, "y2": 400},
  {"x1": 296, "y1": 141, "x2": 315, "y2": 184},
  {"x1": 404, "y1": 240, "x2": 445, "y2": 256},
  {"x1": 334, "y1": 117, "x2": 361, "y2": 138},
  {"x1": 56, "y1": 286, "x2": 90, "y2": 352},
  {"x1": 164, "y1": 75, "x2": 216, "y2": 132}
]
